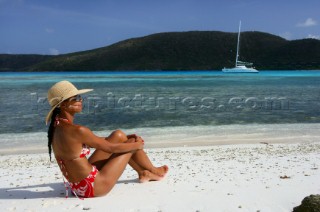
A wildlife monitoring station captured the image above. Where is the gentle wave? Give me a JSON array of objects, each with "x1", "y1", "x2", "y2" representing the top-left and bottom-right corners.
[{"x1": 1, "y1": 123, "x2": 320, "y2": 155}]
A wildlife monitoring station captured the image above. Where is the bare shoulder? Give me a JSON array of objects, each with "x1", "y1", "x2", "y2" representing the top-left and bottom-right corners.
[
  {"x1": 70, "y1": 124, "x2": 104, "y2": 148},
  {"x1": 71, "y1": 124, "x2": 97, "y2": 143},
  {"x1": 76, "y1": 125, "x2": 90, "y2": 133},
  {"x1": 72, "y1": 125, "x2": 93, "y2": 137}
]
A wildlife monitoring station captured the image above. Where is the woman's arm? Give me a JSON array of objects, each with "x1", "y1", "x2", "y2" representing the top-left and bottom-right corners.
[{"x1": 75, "y1": 126, "x2": 144, "y2": 153}]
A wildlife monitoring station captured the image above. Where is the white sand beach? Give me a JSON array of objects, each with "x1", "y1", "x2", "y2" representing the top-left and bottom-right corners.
[{"x1": 0, "y1": 124, "x2": 320, "y2": 211}]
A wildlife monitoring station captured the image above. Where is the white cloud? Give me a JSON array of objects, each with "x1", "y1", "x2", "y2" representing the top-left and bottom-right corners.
[
  {"x1": 306, "y1": 34, "x2": 320, "y2": 40},
  {"x1": 49, "y1": 48, "x2": 59, "y2": 55},
  {"x1": 296, "y1": 18, "x2": 317, "y2": 27},
  {"x1": 279, "y1": 32, "x2": 292, "y2": 40}
]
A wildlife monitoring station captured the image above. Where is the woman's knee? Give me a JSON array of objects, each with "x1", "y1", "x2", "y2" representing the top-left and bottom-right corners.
[{"x1": 109, "y1": 129, "x2": 127, "y2": 143}]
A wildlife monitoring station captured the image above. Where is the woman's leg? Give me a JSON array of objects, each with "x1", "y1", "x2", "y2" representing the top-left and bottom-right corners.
[
  {"x1": 130, "y1": 148, "x2": 168, "y2": 177},
  {"x1": 88, "y1": 130, "x2": 135, "y2": 169},
  {"x1": 93, "y1": 151, "x2": 133, "y2": 196},
  {"x1": 91, "y1": 130, "x2": 168, "y2": 196},
  {"x1": 110, "y1": 130, "x2": 168, "y2": 177},
  {"x1": 89, "y1": 130, "x2": 168, "y2": 179}
]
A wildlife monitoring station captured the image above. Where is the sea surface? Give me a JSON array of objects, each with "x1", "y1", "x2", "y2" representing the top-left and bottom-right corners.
[{"x1": 1, "y1": 70, "x2": 320, "y2": 153}]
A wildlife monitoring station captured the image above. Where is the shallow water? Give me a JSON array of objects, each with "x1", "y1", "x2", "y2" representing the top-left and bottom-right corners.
[{"x1": 1, "y1": 70, "x2": 320, "y2": 134}]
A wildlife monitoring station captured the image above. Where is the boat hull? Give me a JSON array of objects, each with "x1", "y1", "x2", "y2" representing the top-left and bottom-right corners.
[{"x1": 222, "y1": 67, "x2": 259, "y2": 73}]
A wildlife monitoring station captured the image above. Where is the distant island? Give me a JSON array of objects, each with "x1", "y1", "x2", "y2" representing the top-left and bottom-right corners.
[{"x1": 1, "y1": 31, "x2": 320, "y2": 72}]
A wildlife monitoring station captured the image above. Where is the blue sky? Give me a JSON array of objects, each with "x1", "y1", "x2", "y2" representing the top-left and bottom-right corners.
[{"x1": 0, "y1": 0, "x2": 319, "y2": 55}]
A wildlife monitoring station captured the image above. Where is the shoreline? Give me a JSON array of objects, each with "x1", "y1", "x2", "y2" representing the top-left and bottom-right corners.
[{"x1": 1, "y1": 123, "x2": 320, "y2": 156}]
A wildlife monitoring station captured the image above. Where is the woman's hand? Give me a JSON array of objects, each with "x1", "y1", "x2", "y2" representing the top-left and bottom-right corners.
[
  {"x1": 127, "y1": 134, "x2": 144, "y2": 143},
  {"x1": 127, "y1": 134, "x2": 138, "y2": 140},
  {"x1": 135, "y1": 139, "x2": 144, "y2": 150},
  {"x1": 126, "y1": 135, "x2": 144, "y2": 150},
  {"x1": 78, "y1": 127, "x2": 145, "y2": 153},
  {"x1": 125, "y1": 138, "x2": 136, "y2": 143}
]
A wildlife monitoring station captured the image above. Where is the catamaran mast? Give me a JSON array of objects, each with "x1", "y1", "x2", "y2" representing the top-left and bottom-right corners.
[{"x1": 235, "y1": 21, "x2": 241, "y2": 67}]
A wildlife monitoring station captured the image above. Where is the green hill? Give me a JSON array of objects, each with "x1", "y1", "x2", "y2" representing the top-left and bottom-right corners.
[
  {"x1": 0, "y1": 54, "x2": 52, "y2": 71},
  {"x1": 1, "y1": 31, "x2": 320, "y2": 71}
]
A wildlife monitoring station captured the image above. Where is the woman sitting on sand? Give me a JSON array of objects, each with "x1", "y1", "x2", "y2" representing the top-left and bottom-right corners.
[{"x1": 46, "y1": 80, "x2": 168, "y2": 198}]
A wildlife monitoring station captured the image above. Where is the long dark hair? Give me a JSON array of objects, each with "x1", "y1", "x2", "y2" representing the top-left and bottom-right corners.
[{"x1": 47, "y1": 107, "x2": 61, "y2": 161}]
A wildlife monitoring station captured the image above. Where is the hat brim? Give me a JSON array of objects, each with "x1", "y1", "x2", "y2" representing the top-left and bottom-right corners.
[{"x1": 45, "y1": 88, "x2": 93, "y2": 125}]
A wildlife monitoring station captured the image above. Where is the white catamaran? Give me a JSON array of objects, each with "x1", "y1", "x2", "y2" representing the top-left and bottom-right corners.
[{"x1": 222, "y1": 21, "x2": 258, "y2": 73}]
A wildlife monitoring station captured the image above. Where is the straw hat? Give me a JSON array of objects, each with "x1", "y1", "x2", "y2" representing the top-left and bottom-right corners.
[{"x1": 46, "y1": 80, "x2": 93, "y2": 124}]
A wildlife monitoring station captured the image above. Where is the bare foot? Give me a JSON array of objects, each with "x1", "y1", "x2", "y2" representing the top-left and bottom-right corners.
[
  {"x1": 139, "y1": 170, "x2": 164, "y2": 183},
  {"x1": 151, "y1": 165, "x2": 169, "y2": 177}
]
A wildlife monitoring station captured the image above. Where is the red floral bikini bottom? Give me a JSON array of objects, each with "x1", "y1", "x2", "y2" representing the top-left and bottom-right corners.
[{"x1": 69, "y1": 165, "x2": 98, "y2": 198}]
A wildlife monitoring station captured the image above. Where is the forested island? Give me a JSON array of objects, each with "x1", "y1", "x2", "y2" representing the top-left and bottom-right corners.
[{"x1": 1, "y1": 31, "x2": 320, "y2": 71}]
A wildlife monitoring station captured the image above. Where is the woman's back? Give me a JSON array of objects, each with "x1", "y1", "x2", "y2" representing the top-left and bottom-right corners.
[{"x1": 52, "y1": 121, "x2": 92, "y2": 182}]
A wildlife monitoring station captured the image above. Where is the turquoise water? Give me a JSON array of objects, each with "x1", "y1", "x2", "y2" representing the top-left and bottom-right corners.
[{"x1": 1, "y1": 71, "x2": 320, "y2": 134}]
